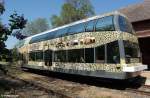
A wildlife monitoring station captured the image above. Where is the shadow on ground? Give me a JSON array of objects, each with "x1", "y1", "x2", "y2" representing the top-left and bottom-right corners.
[
  {"x1": 0, "y1": 75, "x2": 25, "y2": 94},
  {"x1": 25, "y1": 68, "x2": 147, "y2": 90}
]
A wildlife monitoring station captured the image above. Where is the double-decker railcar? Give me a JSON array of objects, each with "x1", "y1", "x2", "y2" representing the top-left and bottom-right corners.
[{"x1": 18, "y1": 12, "x2": 147, "y2": 79}]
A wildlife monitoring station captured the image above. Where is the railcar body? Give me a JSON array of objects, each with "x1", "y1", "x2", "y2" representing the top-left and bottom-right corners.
[{"x1": 18, "y1": 12, "x2": 147, "y2": 79}]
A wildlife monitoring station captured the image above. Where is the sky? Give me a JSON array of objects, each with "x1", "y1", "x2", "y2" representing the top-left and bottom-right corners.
[{"x1": 1, "y1": 0, "x2": 142, "y2": 49}]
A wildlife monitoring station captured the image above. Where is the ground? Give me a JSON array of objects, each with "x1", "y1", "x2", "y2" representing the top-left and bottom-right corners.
[{"x1": 0, "y1": 62, "x2": 150, "y2": 98}]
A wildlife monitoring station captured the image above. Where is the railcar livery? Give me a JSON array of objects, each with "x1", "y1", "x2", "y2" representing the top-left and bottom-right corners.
[{"x1": 18, "y1": 12, "x2": 147, "y2": 79}]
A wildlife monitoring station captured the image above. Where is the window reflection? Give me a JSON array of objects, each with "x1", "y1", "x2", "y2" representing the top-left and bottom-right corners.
[
  {"x1": 68, "y1": 49, "x2": 85, "y2": 63},
  {"x1": 85, "y1": 20, "x2": 96, "y2": 32},
  {"x1": 85, "y1": 48, "x2": 94, "y2": 63},
  {"x1": 44, "y1": 50, "x2": 52, "y2": 66},
  {"x1": 29, "y1": 51, "x2": 43, "y2": 61},
  {"x1": 95, "y1": 45, "x2": 105, "y2": 63},
  {"x1": 119, "y1": 16, "x2": 133, "y2": 33},
  {"x1": 96, "y1": 16, "x2": 115, "y2": 31},
  {"x1": 68, "y1": 23, "x2": 85, "y2": 35},
  {"x1": 54, "y1": 50, "x2": 67, "y2": 62},
  {"x1": 107, "y1": 41, "x2": 120, "y2": 64},
  {"x1": 124, "y1": 41, "x2": 140, "y2": 63}
]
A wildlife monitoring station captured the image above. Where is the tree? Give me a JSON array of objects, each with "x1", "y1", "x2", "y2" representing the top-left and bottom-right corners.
[
  {"x1": 9, "y1": 12, "x2": 27, "y2": 40},
  {"x1": 51, "y1": 15, "x2": 63, "y2": 27},
  {"x1": 65, "y1": 0, "x2": 95, "y2": 18},
  {"x1": 21, "y1": 18, "x2": 50, "y2": 36},
  {"x1": 11, "y1": 47, "x2": 19, "y2": 62},
  {"x1": 0, "y1": 0, "x2": 27, "y2": 60},
  {"x1": 0, "y1": 0, "x2": 5, "y2": 15},
  {"x1": 51, "y1": 0, "x2": 95, "y2": 28}
]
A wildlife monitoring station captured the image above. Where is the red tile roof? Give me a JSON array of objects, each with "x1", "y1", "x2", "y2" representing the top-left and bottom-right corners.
[{"x1": 119, "y1": 0, "x2": 150, "y2": 22}]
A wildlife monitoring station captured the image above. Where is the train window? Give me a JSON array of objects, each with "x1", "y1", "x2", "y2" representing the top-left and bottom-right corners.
[
  {"x1": 29, "y1": 36, "x2": 37, "y2": 44},
  {"x1": 35, "y1": 51, "x2": 43, "y2": 61},
  {"x1": 68, "y1": 49, "x2": 85, "y2": 63},
  {"x1": 18, "y1": 53, "x2": 23, "y2": 60},
  {"x1": 95, "y1": 45, "x2": 105, "y2": 63},
  {"x1": 44, "y1": 50, "x2": 52, "y2": 60},
  {"x1": 68, "y1": 23, "x2": 85, "y2": 35},
  {"x1": 85, "y1": 48, "x2": 94, "y2": 63},
  {"x1": 107, "y1": 41, "x2": 120, "y2": 64},
  {"x1": 54, "y1": 50, "x2": 66, "y2": 62},
  {"x1": 39, "y1": 35, "x2": 45, "y2": 42},
  {"x1": 85, "y1": 20, "x2": 96, "y2": 32},
  {"x1": 45, "y1": 31, "x2": 56, "y2": 40},
  {"x1": 124, "y1": 41, "x2": 140, "y2": 63},
  {"x1": 29, "y1": 52, "x2": 36, "y2": 61},
  {"x1": 55, "y1": 30, "x2": 62, "y2": 38},
  {"x1": 95, "y1": 16, "x2": 115, "y2": 31},
  {"x1": 118, "y1": 16, "x2": 133, "y2": 34},
  {"x1": 56, "y1": 27, "x2": 68, "y2": 38},
  {"x1": 44, "y1": 50, "x2": 52, "y2": 66}
]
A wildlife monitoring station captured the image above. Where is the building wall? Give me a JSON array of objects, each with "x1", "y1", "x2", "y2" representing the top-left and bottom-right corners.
[
  {"x1": 132, "y1": 20, "x2": 150, "y2": 32},
  {"x1": 132, "y1": 19, "x2": 150, "y2": 69}
]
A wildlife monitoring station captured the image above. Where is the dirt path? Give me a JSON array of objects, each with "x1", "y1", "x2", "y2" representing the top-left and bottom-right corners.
[{"x1": 0, "y1": 65, "x2": 149, "y2": 98}]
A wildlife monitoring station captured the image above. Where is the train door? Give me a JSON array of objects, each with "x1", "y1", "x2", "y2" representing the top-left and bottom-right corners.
[{"x1": 44, "y1": 50, "x2": 52, "y2": 66}]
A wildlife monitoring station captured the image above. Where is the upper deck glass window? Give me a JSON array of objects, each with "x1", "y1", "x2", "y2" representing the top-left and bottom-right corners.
[
  {"x1": 119, "y1": 16, "x2": 133, "y2": 33},
  {"x1": 45, "y1": 31, "x2": 56, "y2": 40},
  {"x1": 68, "y1": 23, "x2": 85, "y2": 35},
  {"x1": 29, "y1": 36, "x2": 39, "y2": 44},
  {"x1": 85, "y1": 20, "x2": 96, "y2": 32},
  {"x1": 56, "y1": 27, "x2": 69, "y2": 37},
  {"x1": 95, "y1": 16, "x2": 115, "y2": 31}
]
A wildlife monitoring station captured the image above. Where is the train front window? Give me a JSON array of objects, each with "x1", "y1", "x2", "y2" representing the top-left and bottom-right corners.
[
  {"x1": 95, "y1": 15, "x2": 115, "y2": 31},
  {"x1": 118, "y1": 16, "x2": 133, "y2": 34},
  {"x1": 124, "y1": 41, "x2": 141, "y2": 63}
]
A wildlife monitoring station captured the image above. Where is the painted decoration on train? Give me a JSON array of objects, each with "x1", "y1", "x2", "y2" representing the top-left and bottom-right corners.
[{"x1": 29, "y1": 31, "x2": 138, "y2": 51}]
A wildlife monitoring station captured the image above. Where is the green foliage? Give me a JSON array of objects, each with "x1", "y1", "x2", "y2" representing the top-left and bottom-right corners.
[
  {"x1": 0, "y1": 48, "x2": 11, "y2": 62},
  {"x1": 66, "y1": 0, "x2": 95, "y2": 17},
  {"x1": 0, "y1": 0, "x2": 27, "y2": 62},
  {"x1": 0, "y1": 0, "x2": 5, "y2": 15},
  {"x1": 11, "y1": 47, "x2": 19, "y2": 62},
  {"x1": 61, "y1": 3, "x2": 77, "y2": 24},
  {"x1": 51, "y1": 0, "x2": 95, "y2": 28},
  {"x1": 21, "y1": 18, "x2": 50, "y2": 36},
  {"x1": 9, "y1": 11, "x2": 27, "y2": 31},
  {"x1": 51, "y1": 15, "x2": 63, "y2": 28},
  {"x1": 0, "y1": 24, "x2": 10, "y2": 41}
]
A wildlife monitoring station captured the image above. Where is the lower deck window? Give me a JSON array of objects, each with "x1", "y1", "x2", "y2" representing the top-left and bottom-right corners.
[
  {"x1": 95, "y1": 45, "x2": 105, "y2": 63},
  {"x1": 44, "y1": 50, "x2": 52, "y2": 61},
  {"x1": 29, "y1": 52, "x2": 35, "y2": 61},
  {"x1": 68, "y1": 49, "x2": 85, "y2": 63},
  {"x1": 36, "y1": 51, "x2": 43, "y2": 61},
  {"x1": 85, "y1": 48, "x2": 94, "y2": 63},
  {"x1": 29, "y1": 41, "x2": 120, "y2": 64},
  {"x1": 107, "y1": 41, "x2": 120, "y2": 63},
  {"x1": 124, "y1": 41, "x2": 140, "y2": 63},
  {"x1": 54, "y1": 50, "x2": 66, "y2": 62},
  {"x1": 29, "y1": 51, "x2": 43, "y2": 61},
  {"x1": 44, "y1": 50, "x2": 52, "y2": 66}
]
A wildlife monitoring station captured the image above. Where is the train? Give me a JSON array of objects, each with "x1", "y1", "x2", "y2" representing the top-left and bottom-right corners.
[{"x1": 17, "y1": 11, "x2": 147, "y2": 79}]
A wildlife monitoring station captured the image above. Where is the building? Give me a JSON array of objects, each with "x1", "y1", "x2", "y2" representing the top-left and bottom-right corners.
[{"x1": 119, "y1": 0, "x2": 150, "y2": 69}]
